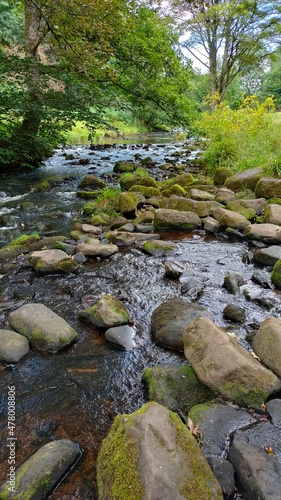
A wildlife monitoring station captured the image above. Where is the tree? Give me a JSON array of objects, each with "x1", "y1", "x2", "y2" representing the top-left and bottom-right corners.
[
  {"x1": 0, "y1": 0, "x2": 193, "y2": 167},
  {"x1": 171, "y1": 0, "x2": 281, "y2": 103},
  {"x1": 259, "y1": 51, "x2": 281, "y2": 108}
]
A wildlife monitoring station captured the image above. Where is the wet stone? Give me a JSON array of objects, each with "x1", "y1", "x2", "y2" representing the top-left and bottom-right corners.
[
  {"x1": 223, "y1": 304, "x2": 246, "y2": 324},
  {"x1": 163, "y1": 259, "x2": 185, "y2": 278},
  {"x1": 207, "y1": 457, "x2": 235, "y2": 499},
  {"x1": 105, "y1": 325, "x2": 136, "y2": 350}
]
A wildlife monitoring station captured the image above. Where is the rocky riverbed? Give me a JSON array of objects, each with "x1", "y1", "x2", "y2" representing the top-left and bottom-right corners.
[{"x1": 0, "y1": 136, "x2": 281, "y2": 499}]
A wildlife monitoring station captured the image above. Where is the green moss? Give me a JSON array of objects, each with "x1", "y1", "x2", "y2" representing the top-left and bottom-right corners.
[
  {"x1": 218, "y1": 382, "x2": 268, "y2": 406},
  {"x1": 271, "y1": 259, "x2": 281, "y2": 289},
  {"x1": 268, "y1": 197, "x2": 281, "y2": 205},
  {"x1": 160, "y1": 173, "x2": 195, "y2": 192},
  {"x1": 33, "y1": 180, "x2": 51, "y2": 191},
  {"x1": 76, "y1": 191, "x2": 100, "y2": 199},
  {"x1": 97, "y1": 415, "x2": 143, "y2": 500},
  {"x1": 82, "y1": 201, "x2": 97, "y2": 215},
  {"x1": 142, "y1": 368, "x2": 161, "y2": 401},
  {"x1": 128, "y1": 185, "x2": 161, "y2": 198},
  {"x1": 165, "y1": 184, "x2": 187, "y2": 197},
  {"x1": 188, "y1": 402, "x2": 215, "y2": 426}
]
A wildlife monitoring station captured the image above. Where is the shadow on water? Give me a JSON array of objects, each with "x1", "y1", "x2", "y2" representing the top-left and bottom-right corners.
[{"x1": 0, "y1": 135, "x2": 280, "y2": 498}]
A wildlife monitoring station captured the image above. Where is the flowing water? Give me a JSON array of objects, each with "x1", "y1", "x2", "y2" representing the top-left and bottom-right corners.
[{"x1": 0, "y1": 135, "x2": 280, "y2": 498}]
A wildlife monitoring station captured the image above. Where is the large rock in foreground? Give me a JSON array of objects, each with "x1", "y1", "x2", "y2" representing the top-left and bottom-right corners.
[
  {"x1": 244, "y1": 223, "x2": 281, "y2": 243},
  {"x1": 0, "y1": 439, "x2": 81, "y2": 499},
  {"x1": 28, "y1": 249, "x2": 78, "y2": 274},
  {"x1": 183, "y1": 317, "x2": 281, "y2": 405},
  {"x1": 151, "y1": 299, "x2": 213, "y2": 352},
  {"x1": 79, "y1": 294, "x2": 130, "y2": 328},
  {"x1": 97, "y1": 402, "x2": 223, "y2": 500},
  {"x1": 8, "y1": 303, "x2": 77, "y2": 353}
]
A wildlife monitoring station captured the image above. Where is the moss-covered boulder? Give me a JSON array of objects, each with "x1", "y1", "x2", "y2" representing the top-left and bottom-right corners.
[
  {"x1": 214, "y1": 167, "x2": 233, "y2": 186},
  {"x1": 96, "y1": 402, "x2": 223, "y2": 500},
  {"x1": 134, "y1": 211, "x2": 155, "y2": 224},
  {"x1": 0, "y1": 233, "x2": 41, "y2": 262},
  {"x1": 0, "y1": 440, "x2": 81, "y2": 499},
  {"x1": 119, "y1": 192, "x2": 145, "y2": 217},
  {"x1": 91, "y1": 213, "x2": 112, "y2": 226},
  {"x1": 264, "y1": 204, "x2": 281, "y2": 225},
  {"x1": 82, "y1": 201, "x2": 97, "y2": 216},
  {"x1": 183, "y1": 317, "x2": 281, "y2": 406},
  {"x1": 107, "y1": 231, "x2": 157, "y2": 247},
  {"x1": 271, "y1": 259, "x2": 281, "y2": 289},
  {"x1": 119, "y1": 171, "x2": 147, "y2": 191},
  {"x1": 142, "y1": 364, "x2": 214, "y2": 416},
  {"x1": 154, "y1": 208, "x2": 201, "y2": 230},
  {"x1": 225, "y1": 200, "x2": 258, "y2": 220},
  {"x1": 141, "y1": 239, "x2": 178, "y2": 256},
  {"x1": 160, "y1": 172, "x2": 195, "y2": 191},
  {"x1": 79, "y1": 294, "x2": 130, "y2": 328},
  {"x1": 128, "y1": 185, "x2": 161, "y2": 198},
  {"x1": 113, "y1": 161, "x2": 135, "y2": 173},
  {"x1": 162, "y1": 184, "x2": 187, "y2": 197},
  {"x1": 79, "y1": 174, "x2": 106, "y2": 190},
  {"x1": 137, "y1": 176, "x2": 158, "y2": 188},
  {"x1": 212, "y1": 207, "x2": 250, "y2": 231},
  {"x1": 255, "y1": 177, "x2": 281, "y2": 199},
  {"x1": 159, "y1": 196, "x2": 221, "y2": 217},
  {"x1": 252, "y1": 317, "x2": 281, "y2": 377},
  {"x1": 8, "y1": 303, "x2": 78, "y2": 353},
  {"x1": 224, "y1": 168, "x2": 263, "y2": 192},
  {"x1": 28, "y1": 249, "x2": 78, "y2": 274}
]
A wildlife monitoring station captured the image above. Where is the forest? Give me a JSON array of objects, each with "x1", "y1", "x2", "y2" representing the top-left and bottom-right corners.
[{"x1": 0, "y1": 0, "x2": 281, "y2": 170}]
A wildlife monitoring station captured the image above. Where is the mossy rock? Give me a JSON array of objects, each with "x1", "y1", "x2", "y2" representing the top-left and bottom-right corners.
[
  {"x1": 142, "y1": 364, "x2": 214, "y2": 416},
  {"x1": 76, "y1": 191, "x2": 100, "y2": 199},
  {"x1": 119, "y1": 171, "x2": 147, "y2": 191},
  {"x1": 160, "y1": 173, "x2": 195, "y2": 192},
  {"x1": 128, "y1": 185, "x2": 161, "y2": 198},
  {"x1": 137, "y1": 176, "x2": 158, "y2": 188},
  {"x1": 162, "y1": 184, "x2": 187, "y2": 197},
  {"x1": 97, "y1": 402, "x2": 223, "y2": 500},
  {"x1": 271, "y1": 259, "x2": 281, "y2": 289},
  {"x1": 0, "y1": 234, "x2": 41, "y2": 262},
  {"x1": 79, "y1": 174, "x2": 106, "y2": 190},
  {"x1": 226, "y1": 200, "x2": 257, "y2": 220},
  {"x1": 113, "y1": 161, "x2": 135, "y2": 173},
  {"x1": 79, "y1": 294, "x2": 130, "y2": 328},
  {"x1": 141, "y1": 239, "x2": 178, "y2": 256},
  {"x1": 214, "y1": 167, "x2": 233, "y2": 186},
  {"x1": 82, "y1": 201, "x2": 97, "y2": 216},
  {"x1": 91, "y1": 213, "x2": 111, "y2": 226},
  {"x1": 119, "y1": 192, "x2": 145, "y2": 217},
  {"x1": 32, "y1": 180, "x2": 51, "y2": 191}
]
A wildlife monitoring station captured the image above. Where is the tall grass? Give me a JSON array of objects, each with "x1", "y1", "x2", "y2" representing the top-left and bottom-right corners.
[{"x1": 196, "y1": 96, "x2": 281, "y2": 176}]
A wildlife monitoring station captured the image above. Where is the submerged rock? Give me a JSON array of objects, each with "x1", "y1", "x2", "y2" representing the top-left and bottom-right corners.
[
  {"x1": 0, "y1": 439, "x2": 81, "y2": 499},
  {"x1": 96, "y1": 402, "x2": 223, "y2": 500},
  {"x1": 79, "y1": 294, "x2": 130, "y2": 328},
  {"x1": 0, "y1": 329, "x2": 29, "y2": 363},
  {"x1": 142, "y1": 363, "x2": 214, "y2": 417},
  {"x1": 183, "y1": 317, "x2": 281, "y2": 405},
  {"x1": 8, "y1": 303, "x2": 77, "y2": 353}
]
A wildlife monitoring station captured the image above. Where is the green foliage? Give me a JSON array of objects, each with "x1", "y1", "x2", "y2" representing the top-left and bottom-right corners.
[{"x1": 196, "y1": 95, "x2": 280, "y2": 174}]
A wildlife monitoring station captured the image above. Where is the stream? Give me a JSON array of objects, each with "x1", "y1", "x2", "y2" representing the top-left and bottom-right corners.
[{"x1": 0, "y1": 134, "x2": 280, "y2": 499}]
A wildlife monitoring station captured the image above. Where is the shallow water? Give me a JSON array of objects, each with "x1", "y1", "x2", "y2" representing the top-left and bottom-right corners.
[{"x1": 0, "y1": 136, "x2": 280, "y2": 498}]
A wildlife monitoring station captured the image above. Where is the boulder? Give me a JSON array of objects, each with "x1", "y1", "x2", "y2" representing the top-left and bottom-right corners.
[
  {"x1": 215, "y1": 188, "x2": 236, "y2": 204},
  {"x1": 142, "y1": 363, "x2": 214, "y2": 416},
  {"x1": 96, "y1": 402, "x2": 223, "y2": 500},
  {"x1": 8, "y1": 303, "x2": 78, "y2": 353},
  {"x1": 189, "y1": 189, "x2": 215, "y2": 201},
  {"x1": 0, "y1": 439, "x2": 81, "y2": 499},
  {"x1": 119, "y1": 192, "x2": 145, "y2": 217},
  {"x1": 223, "y1": 304, "x2": 246, "y2": 323},
  {"x1": 154, "y1": 209, "x2": 201, "y2": 230},
  {"x1": 212, "y1": 207, "x2": 250, "y2": 231},
  {"x1": 81, "y1": 224, "x2": 102, "y2": 234},
  {"x1": 159, "y1": 197, "x2": 221, "y2": 217},
  {"x1": 162, "y1": 184, "x2": 186, "y2": 197},
  {"x1": 214, "y1": 167, "x2": 233, "y2": 186},
  {"x1": 0, "y1": 329, "x2": 29, "y2": 363},
  {"x1": 105, "y1": 325, "x2": 136, "y2": 350},
  {"x1": 255, "y1": 177, "x2": 281, "y2": 199},
  {"x1": 264, "y1": 204, "x2": 281, "y2": 225},
  {"x1": 77, "y1": 243, "x2": 118, "y2": 258},
  {"x1": 159, "y1": 172, "x2": 195, "y2": 191},
  {"x1": 79, "y1": 294, "x2": 130, "y2": 328},
  {"x1": 113, "y1": 161, "x2": 135, "y2": 173},
  {"x1": 207, "y1": 457, "x2": 235, "y2": 498},
  {"x1": 107, "y1": 231, "x2": 158, "y2": 247},
  {"x1": 151, "y1": 299, "x2": 213, "y2": 352},
  {"x1": 188, "y1": 403, "x2": 255, "y2": 457},
  {"x1": 203, "y1": 217, "x2": 221, "y2": 233},
  {"x1": 79, "y1": 174, "x2": 106, "y2": 190},
  {"x1": 252, "y1": 317, "x2": 281, "y2": 377},
  {"x1": 141, "y1": 239, "x2": 178, "y2": 256},
  {"x1": 253, "y1": 245, "x2": 281, "y2": 267},
  {"x1": 244, "y1": 223, "x2": 281, "y2": 243},
  {"x1": 128, "y1": 185, "x2": 161, "y2": 198},
  {"x1": 28, "y1": 249, "x2": 78, "y2": 274},
  {"x1": 271, "y1": 259, "x2": 281, "y2": 289},
  {"x1": 225, "y1": 200, "x2": 257, "y2": 220},
  {"x1": 183, "y1": 317, "x2": 281, "y2": 405},
  {"x1": 137, "y1": 176, "x2": 158, "y2": 188},
  {"x1": 224, "y1": 168, "x2": 263, "y2": 192},
  {"x1": 228, "y1": 442, "x2": 281, "y2": 500},
  {"x1": 119, "y1": 171, "x2": 147, "y2": 190}
]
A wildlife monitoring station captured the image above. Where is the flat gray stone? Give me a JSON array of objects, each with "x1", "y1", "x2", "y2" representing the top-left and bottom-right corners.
[
  {"x1": 28, "y1": 249, "x2": 78, "y2": 274},
  {"x1": 105, "y1": 325, "x2": 136, "y2": 350},
  {"x1": 77, "y1": 243, "x2": 118, "y2": 258},
  {"x1": 253, "y1": 245, "x2": 281, "y2": 267},
  {"x1": 0, "y1": 329, "x2": 29, "y2": 363},
  {"x1": 8, "y1": 303, "x2": 77, "y2": 353}
]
